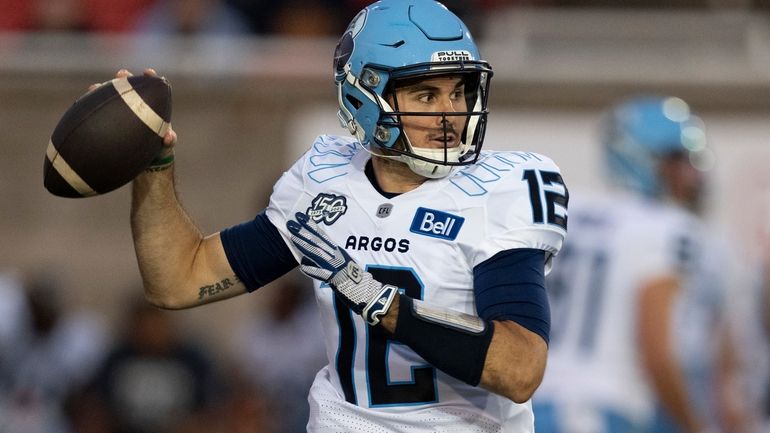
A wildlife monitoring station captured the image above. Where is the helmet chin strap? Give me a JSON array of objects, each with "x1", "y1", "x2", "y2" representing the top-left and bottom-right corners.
[
  {"x1": 399, "y1": 133, "x2": 465, "y2": 179},
  {"x1": 359, "y1": 136, "x2": 458, "y2": 179},
  {"x1": 404, "y1": 147, "x2": 459, "y2": 178}
]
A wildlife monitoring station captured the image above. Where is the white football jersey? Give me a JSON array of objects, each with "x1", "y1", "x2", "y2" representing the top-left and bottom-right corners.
[
  {"x1": 668, "y1": 217, "x2": 732, "y2": 431},
  {"x1": 534, "y1": 189, "x2": 710, "y2": 431},
  {"x1": 265, "y1": 135, "x2": 568, "y2": 433}
]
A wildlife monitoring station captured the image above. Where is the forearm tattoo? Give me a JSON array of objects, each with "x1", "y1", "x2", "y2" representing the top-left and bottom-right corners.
[{"x1": 198, "y1": 275, "x2": 240, "y2": 300}]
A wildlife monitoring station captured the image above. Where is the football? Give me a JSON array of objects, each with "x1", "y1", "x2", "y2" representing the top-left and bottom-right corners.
[{"x1": 44, "y1": 74, "x2": 172, "y2": 198}]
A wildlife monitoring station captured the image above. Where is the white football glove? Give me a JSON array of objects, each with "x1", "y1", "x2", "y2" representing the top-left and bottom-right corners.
[{"x1": 286, "y1": 212, "x2": 397, "y2": 326}]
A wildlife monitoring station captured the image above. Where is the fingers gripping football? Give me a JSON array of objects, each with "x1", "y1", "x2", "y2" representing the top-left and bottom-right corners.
[{"x1": 286, "y1": 212, "x2": 397, "y2": 326}]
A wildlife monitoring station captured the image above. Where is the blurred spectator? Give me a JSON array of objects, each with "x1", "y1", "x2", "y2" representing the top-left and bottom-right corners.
[
  {"x1": 0, "y1": 0, "x2": 155, "y2": 32},
  {"x1": 225, "y1": 0, "x2": 346, "y2": 35},
  {"x1": 91, "y1": 296, "x2": 220, "y2": 433},
  {"x1": 0, "y1": 272, "x2": 29, "y2": 383},
  {"x1": 62, "y1": 386, "x2": 116, "y2": 433},
  {"x1": 218, "y1": 381, "x2": 274, "y2": 433},
  {"x1": 80, "y1": 0, "x2": 156, "y2": 32},
  {"x1": 0, "y1": 0, "x2": 84, "y2": 31},
  {"x1": 232, "y1": 271, "x2": 326, "y2": 433},
  {"x1": 268, "y1": 0, "x2": 347, "y2": 36},
  {"x1": 224, "y1": 0, "x2": 482, "y2": 36},
  {"x1": 133, "y1": 0, "x2": 250, "y2": 35},
  {"x1": 127, "y1": 0, "x2": 250, "y2": 74},
  {"x1": 550, "y1": 0, "x2": 713, "y2": 7},
  {"x1": 187, "y1": 378, "x2": 276, "y2": 433},
  {"x1": 0, "y1": 273, "x2": 109, "y2": 433},
  {"x1": 4, "y1": 0, "x2": 770, "y2": 33}
]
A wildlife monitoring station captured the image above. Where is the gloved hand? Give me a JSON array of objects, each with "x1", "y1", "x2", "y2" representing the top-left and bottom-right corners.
[{"x1": 286, "y1": 212, "x2": 397, "y2": 326}]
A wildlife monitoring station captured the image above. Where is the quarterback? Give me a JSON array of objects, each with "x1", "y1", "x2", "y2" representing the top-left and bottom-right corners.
[{"x1": 125, "y1": 1, "x2": 568, "y2": 431}]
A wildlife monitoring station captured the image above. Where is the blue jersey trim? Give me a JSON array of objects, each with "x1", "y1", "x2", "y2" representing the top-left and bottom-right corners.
[
  {"x1": 220, "y1": 211, "x2": 298, "y2": 292},
  {"x1": 473, "y1": 248, "x2": 550, "y2": 344}
]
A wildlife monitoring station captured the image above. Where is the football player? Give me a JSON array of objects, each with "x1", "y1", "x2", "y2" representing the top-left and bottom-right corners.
[
  {"x1": 124, "y1": 1, "x2": 568, "y2": 431},
  {"x1": 533, "y1": 96, "x2": 742, "y2": 433}
]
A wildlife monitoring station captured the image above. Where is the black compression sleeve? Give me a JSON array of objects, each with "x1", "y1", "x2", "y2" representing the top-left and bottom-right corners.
[
  {"x1": 474, "y1": 248, "x2": 550, "y2": 344},
  {"x1": 393, "y1": 296, "x2": 494, "y2": 386},
  {"x1": 220, "y1": 211, "x2": 298, "y2": 292}
]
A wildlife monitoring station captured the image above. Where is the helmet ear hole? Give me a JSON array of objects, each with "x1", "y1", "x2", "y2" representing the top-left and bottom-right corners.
[{"x1": 345, "y1": 94, "x2": 363, "y2": 109}]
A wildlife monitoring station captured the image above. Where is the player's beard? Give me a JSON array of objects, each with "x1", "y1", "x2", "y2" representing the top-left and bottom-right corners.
[
  {"x1": 373, "y1": 151, "x2": 420, "y2": 176},
  {"x1": 371, "y1": 119, "x2": 463, "y2": 179}
]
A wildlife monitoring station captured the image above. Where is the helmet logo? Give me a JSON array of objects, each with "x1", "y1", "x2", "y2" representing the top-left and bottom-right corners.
[
  {"x1": 431, "y1": 50, "x2": 474, "y2": 62},
  {"x1": 334, "y1": 9, "x2": 367, "y2": 77},
  {"x1": 334, "y1": 33, "x2": 354, "y2": 77},
  {"x1": 347, "y1": 9, "x2": 367, "y2": 38}
]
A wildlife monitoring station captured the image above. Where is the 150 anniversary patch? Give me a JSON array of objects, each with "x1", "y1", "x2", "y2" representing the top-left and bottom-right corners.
[{"x1": 307, "y1": 193, "x2": 348, "y2": 225}]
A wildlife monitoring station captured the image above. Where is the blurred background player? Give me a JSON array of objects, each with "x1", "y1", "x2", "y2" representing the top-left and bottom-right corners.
[
  {"x1": 532, "y1": 95, "x2": 746, "y2": 433},
  {"x1": 760, "y1": 253, "x2": 770, "y2": 433},
  {"x1": 731, "y1": 248, "x2": 770, "y2": 433}
]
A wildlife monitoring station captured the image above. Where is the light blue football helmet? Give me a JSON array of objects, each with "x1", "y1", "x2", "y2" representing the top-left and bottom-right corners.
[
  {"x1": 334, "y1": 0, "x2": 493, "y2": 178},
  {"x1": 602, "y1": 95, "x2": 709, "y2": 197}
]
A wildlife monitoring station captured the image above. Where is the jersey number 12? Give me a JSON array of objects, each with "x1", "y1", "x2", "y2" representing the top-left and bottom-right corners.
[
  {"x1": 334, "y1": 266, "x2": 437, "y2": 407},
  {"x1": 523, "y1": 169, "x2": 568, "y2": 230}
]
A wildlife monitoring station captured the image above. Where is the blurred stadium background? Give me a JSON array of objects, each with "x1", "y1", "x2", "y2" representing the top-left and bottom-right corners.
[{"x1": 1, "y1": 0, "x2": 770, "y2": 432}]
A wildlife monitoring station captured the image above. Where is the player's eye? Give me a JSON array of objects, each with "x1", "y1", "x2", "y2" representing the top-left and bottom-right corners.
[
  {"x1": 416, "y1": 92, "x2": 436, "y2": 104},
  {"x1": 451, "y1": 87, "x2": 465, "y2": 101}
]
